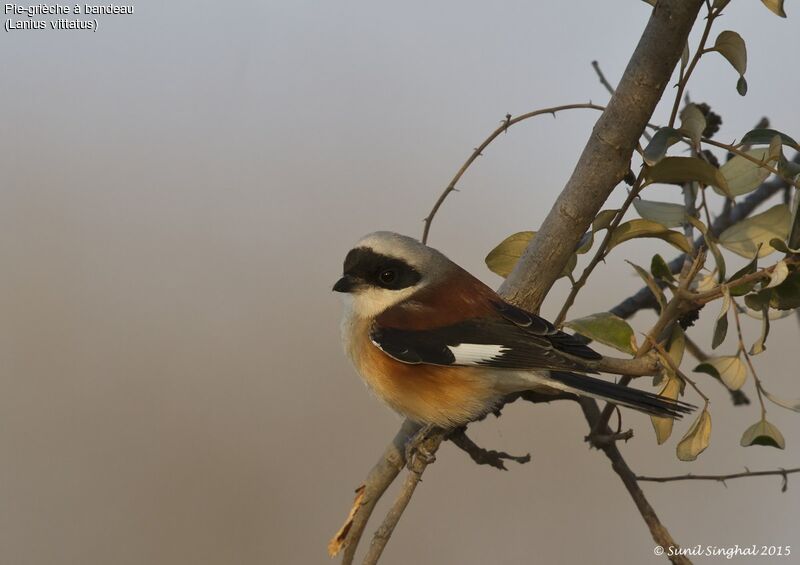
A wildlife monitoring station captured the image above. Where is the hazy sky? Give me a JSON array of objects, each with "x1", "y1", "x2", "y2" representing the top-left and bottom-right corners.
[{"x1": 1, "y1": 2, "x2": 799, "y2": 564}]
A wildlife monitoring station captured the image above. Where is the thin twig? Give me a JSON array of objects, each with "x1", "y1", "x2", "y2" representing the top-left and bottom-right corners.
[
  {"x1": 449, "y1": 429, "x2": 531, "y2": 470},
  {"x1": 421, "y1": 103, "x2": 606, "y2": 244},
  {"x1": 591, "y1": 60, "x2": 616, "y2": 96},
  {"x1": 637, "y1": 468, "x2": 800, "y2": 492},
  {"x1": 667, "y1": 3, "x2": 719, "y2": 127}
]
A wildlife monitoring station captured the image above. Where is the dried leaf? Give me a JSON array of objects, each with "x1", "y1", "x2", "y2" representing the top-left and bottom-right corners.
[
  {"x1": 761, "y1": 385, "x2": 800, "y2": 413},
  {"x1": 676, "y1": 409, "x2": 712, "y2": 461},
  {"x1": 695, "y1": 355, "x2": 747, "y2": 390},
  {"x1": 651, "y1": 375, "x2": 682, "y2": 445},
  {"x1": 740, "y1": 419, "x2": 785, "y2": 449},
  {"x1": 760, "y1": 0, "x2": 787, "y2": 18}
]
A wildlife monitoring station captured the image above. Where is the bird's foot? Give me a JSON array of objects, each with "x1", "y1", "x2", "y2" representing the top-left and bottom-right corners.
[{"x1": 404, "y1": 424, "x2": 437, "y2": 470}]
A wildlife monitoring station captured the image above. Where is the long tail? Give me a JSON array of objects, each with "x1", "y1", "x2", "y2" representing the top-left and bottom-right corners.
[{"x1": 546, "y1": 371, "x2": 695, "y2": 419}]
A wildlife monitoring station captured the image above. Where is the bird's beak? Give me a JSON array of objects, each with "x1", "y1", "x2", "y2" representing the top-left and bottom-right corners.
[{"x1": 333, "y1": 275, "x2": 357, "y2": 293}]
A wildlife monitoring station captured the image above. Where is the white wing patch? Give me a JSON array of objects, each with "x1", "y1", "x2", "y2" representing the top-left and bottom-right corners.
[{"x1": 448, "y1": 343, "x2": 507, "y2": 365}]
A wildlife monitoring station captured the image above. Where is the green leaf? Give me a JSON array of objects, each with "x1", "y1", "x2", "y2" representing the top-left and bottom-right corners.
[
  {"x1": 679, "y1": 104, "x2": 707, "y2": 146},
  {"x1": 626, "y1": 260, "x2": 666, "y2": 311},
  {"x1": 749, "y1": 304, "x2": 770, "y2": 355},
  {"x1": 650, "y1": 253, "x2": 676, "y2": 283},
  {"x1": 717, "y1": 148, "x2": 775, "y2": 197},
  {"x1": 645, "y1": 156, "x2": 732, "y2": 198},
  {"x1": 576, "y1": 209, "x2": 620, "y2": 255},
  {"x1": 718, "y1": 204, "x2": 791, "y2": 258},
  {"x1": 760, "y1": 0, "x2": 787, "y2": 18},
  {"x1": 632, "y1": 199, "x2": 687, "y2": 228},
  {"x1": 789, "y1": 190, "x2": 800, "y2": 250},
  {"x1": 737, "y1": 76, "x2": 748, "y2": 97},
  {"x1": 688, "y1": 217, "x2": 726, "y2": 281},
  {"x1": 676, "y1": 409, "x2": 712, "y2": 461},
  {"x1": 564, "y1": 312, "x2": 637, "y2": 355},
  {"x1": 712, "y1": 287, "x2": 731, "y2": 349},
  {"x1": 651, "y1": 375, "x2": 681, "y2": 445},
  {"x1": 740, "y1": 128, "x2": 799, "y2": 151},
  {"x1": 727, "y1": 251, "x2": 759, "y2": 296},
  {"x1": 695, "y1": 355, "x2": 747, "y2": 390},
  {"x1": 607, "y1": 219, "x2": 691, "y2": 254},
  {"x1": 740, "y1": 419, "x2": 785, "y2": 449},
  {"x1": 761, "y1": 385, "x2": 800, "y2": 413},
  {"x1": 770, "y1": 269, "x2": 800, "y2": 310},
  {"x1": 713, "y1": 30, "x2": 747, "y2": 76},
  {"x1": 643, "y1": 127, "x2": 684, "y2": 166},
  {"x1": 487, "y1": 232, "x2": 575, "y2": 279}
]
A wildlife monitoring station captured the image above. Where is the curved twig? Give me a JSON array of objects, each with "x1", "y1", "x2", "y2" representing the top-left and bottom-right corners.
[{"x1": 420, "y1": 102, "x2": 606, "y2": 244}]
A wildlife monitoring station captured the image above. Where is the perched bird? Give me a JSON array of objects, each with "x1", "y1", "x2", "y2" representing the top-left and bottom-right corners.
[{"x1": 333, "y1": 231, "x2": 693, "y2": 428}]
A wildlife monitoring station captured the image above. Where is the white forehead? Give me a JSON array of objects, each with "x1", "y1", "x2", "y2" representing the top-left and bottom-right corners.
[{"x1": 353, "y1": 231, "x2": 452, "y2": 272}]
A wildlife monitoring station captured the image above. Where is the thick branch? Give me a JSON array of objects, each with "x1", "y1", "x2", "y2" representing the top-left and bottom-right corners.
[{"x1": 500, "y1": 0, "x2": 705, "y2": 311}]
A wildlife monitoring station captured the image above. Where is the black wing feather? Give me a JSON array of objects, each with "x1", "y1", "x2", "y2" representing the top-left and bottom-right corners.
[{"x1": 371, "y1": 300, "x2": 601, "y2": 372}]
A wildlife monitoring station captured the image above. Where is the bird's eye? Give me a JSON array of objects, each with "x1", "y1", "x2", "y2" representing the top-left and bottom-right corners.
[{"x1": 378, "y1": 269, "x2": 397, "y2": 285}]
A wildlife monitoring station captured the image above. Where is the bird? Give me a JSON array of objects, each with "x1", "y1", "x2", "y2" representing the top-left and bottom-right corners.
[{"x1": 333, "y1": 231, "x2": 694, "y2": 428}]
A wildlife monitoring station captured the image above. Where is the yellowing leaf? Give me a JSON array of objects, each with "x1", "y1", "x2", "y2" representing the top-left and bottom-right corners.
[
  {"x1": 740, "y1": 419, "x2": 785, "y2": 449},
  {"x1": 564, "y1": 312, "x2": 637, "y2": 355},
  {"x1": 679, "y1": 104, "x2": 707, "y2": 145},
  {"x1": 676, "y1": 409, "x2": 712, "y2": 461},
  {"x1": 486, "y1": 231, "x2": 576, "y2": 279},
  {"x1": 694, "y1": 355, "x2": 747, "y2": 390},
  {"x1": 717, "y1": 148, "x2": 775, "y2": 197},
  {"x1": 760, "y1": 0, "x2": 787, "y2": 18},
  {"x1": 714, "y1": 30, "x2": 747, "y2": 76},
  {"x1": 632, "y1": 199, "x2": 687, "y2": 228},
  {"x1": 718, "y1": 204, "x2": 790, "y2": 258},
  {"x1": 712, "y1": 287, "x2": 731, "y2": 349},
  {"x1": 607, "y1": 219, "x2": 691, "y2": 254},
  {"x1": 762, "y1": 385, "x2": 800, "y2": 413},
  {"x1": 764, "y1": 260, "x2": 789, "y2": 289},
  {"x1": 651, "y1": 375, "x2": 681, "y2": 445},
  {"x1": 486, "y1": 231, "x2": 534, "y2": 277},
  {"x1": 645, "y1": 156, "x2": 732, "y2": 197}
]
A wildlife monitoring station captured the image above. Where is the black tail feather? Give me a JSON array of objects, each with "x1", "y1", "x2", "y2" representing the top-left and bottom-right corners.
[{"x1": 548, "y1": 371, "x2": 696, "y2": 419}]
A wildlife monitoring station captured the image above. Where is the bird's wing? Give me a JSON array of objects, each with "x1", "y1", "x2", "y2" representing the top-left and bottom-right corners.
[{"x1": 370, "y1": 300, "x2": 601, "y2": 372}]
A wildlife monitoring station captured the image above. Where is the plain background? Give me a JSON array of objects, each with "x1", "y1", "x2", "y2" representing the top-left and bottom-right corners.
[{"x1": 2, "y1": 1, "x2": 799, "y2": 564}]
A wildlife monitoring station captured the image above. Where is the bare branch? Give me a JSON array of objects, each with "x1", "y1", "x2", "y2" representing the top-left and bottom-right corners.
[
  {"x1": 449, "y1": 429, "x2": 531, "y2": 470},
  {"x1": 637, "y1": 468, "x2": 800, "y2": 492},
  {"x1": 361, "y1": 428, "x2": 445, "y2": 565},
  {"x1": 591, "y1": 60, "x2": 616, "y2": 97},
  {"x1": 421, "y1": 103, "x2": 605, "y2": 244}
]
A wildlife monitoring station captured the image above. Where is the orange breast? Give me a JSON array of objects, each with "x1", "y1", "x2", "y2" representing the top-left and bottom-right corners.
[{"x1": 350, "y1": 328, "x2": 500, "y2": 427}]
